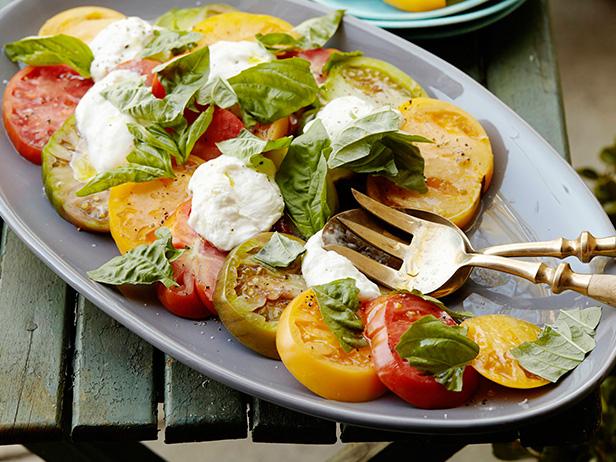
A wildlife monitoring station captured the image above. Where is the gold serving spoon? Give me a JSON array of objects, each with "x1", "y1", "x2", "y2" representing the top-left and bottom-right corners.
[{"x1": 322, "y1": 190, "x2": 616, "y2": 305}]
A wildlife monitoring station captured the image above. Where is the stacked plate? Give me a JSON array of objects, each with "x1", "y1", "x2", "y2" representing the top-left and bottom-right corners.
[{"x1": 312, "y1": 0, "x2": 528, "y2": 39}]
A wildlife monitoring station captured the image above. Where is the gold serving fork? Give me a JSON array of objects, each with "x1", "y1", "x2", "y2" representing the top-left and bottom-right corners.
[{"x1": 322, "y1": 190, "x2": 616, "y2": 306}]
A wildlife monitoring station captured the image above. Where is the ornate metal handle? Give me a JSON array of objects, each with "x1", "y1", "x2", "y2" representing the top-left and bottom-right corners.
[
  {"x1": 480, "y1": 231, "x2": 616, "y2": 263},
  {"x1": 464, "y1": 254, "x2": 616, "y2": 306}
]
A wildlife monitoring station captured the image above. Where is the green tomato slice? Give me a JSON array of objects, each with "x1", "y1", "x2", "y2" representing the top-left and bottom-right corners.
[
  {"x1": 214, "y1": 232, "x2": 306, "y2": 359},
  {"x1": 321, "y1": 56, "x2": 427, "y2": 108},
  {"x1": 41, "y1": 115, "x2": 110, "y2": 233}
]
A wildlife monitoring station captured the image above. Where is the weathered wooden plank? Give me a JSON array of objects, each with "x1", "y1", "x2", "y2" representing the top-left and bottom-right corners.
[
  {"x1": 249, "y1": 399, "x2": 337, "y2": 444},
  {"x1": 164, "y1": 356, "x2": 247, "y2": 443},
  {"x1": 0, "y1": 227, "x2": 70, "y2": 443},
  {"x1": 482, "y1": 0, "x2": 569, "y2": 159},
  {"x1": 70, "y1": 297, "x2": 158, "y2": 441}
]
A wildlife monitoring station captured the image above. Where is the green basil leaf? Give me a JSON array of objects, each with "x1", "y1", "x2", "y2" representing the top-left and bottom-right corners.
[
  {"x1": 256, "y1": 32, "x2": 299, "y2": 52},
  {"x1": 4, "y1": 34, "x2": 93, "y2": 77},
  {"x1": 381, "y1": 132, "x2": 428, "y2": 193},
  {"x1": 127, "y1": 123, "x2": 181, "y2": 160},
  {"x1": 408, "y1": 289, "x2": 474, "y2": 323},
  {"x1": 140, "y1": 28, "x2": 201, "y2": 60},
  {"x1": 396, "y1": 315, "x2": 479, "y2": 392},
  {"x1": 177, "y1": 105, "x2": 214, "y2": 162},
  {"x1": 216, "y1": 129, "x2": 290, "y2": 177},
  {"x1": 207, "y1": 76, "x2": 239, "y2": 108},
  {"x1": 322, "y1": 50, "x2": 363, "y2": 75},
  {"x1": 276, "y1": 120, "x2": 334, "y2": 239},
  {"x1": 254, "y1": 232, "x2": 305, "y2": 268},
  {"x1": 312, "y1": 278, "x2": 367, "y2": 352},
  {"x1": 294, "y1": 10, "x2": 344, "y2": 49},
  {"x1": 88, "y1": 227, "x2": 182, "y2": 288},
  {"x1": 217, "y1": 129, "x2": 292, "y2": 163},
  {"x1": 328, "y1": 109, "x2": 402, "y2": 167},
  {"x1": 154, "y1": 46, "x2": 211, "y2": 119},
  {"x1": 102, "y1": 77, "x2": 182, "y2": 126},
  {"x1": 257, "y1": 10, "x2": 344, "y2": 52},
  {"x1": 511, "y1": 307, "x2": 601, "y2": 383},
  {"x1": 228, "y1": 58, "x2": 318, "y2": 124},
  {"x1": 155, "y1": 4, "x2": 236, "y2": 31},
  {"x1": 76, "y1": 136, "x2": 176, "y2": 197}
]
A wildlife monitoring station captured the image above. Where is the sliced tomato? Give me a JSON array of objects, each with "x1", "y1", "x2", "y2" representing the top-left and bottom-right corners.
[
  {"x1": 296, "y1": 48, "x2": 335, "y2": 84},
  {"x1": 157, "y1": 200, "x2": 227, "y2": 319},
  {"x1": 151, "y1": 73, "x2": 166, "y2": 99},
  {"x1": 277, "y1": 289, "x2": 386, "y2": 402},
  {"x1": 115, "y1": 59, "x2": 161, "y2": 87},
  {"x1": 191, "y1": 107, "x2": 244, "y2": 161},
  {"x1": 2, "y1": 65, "x2": 92, "y2": 164},
  {"x1": 364, "y1": 292, "x2": 479, "y2": 409}
]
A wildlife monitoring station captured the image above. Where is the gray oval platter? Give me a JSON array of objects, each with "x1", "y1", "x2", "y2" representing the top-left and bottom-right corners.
[{"x1": 1, "y1": 0, "x2": 615, "y2": 434}]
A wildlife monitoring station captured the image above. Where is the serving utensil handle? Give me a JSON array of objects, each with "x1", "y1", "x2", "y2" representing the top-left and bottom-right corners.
[
  {"x1": 480, "y1": 232, "x2": 616, "y2": 263},
  {"x1": 465, "y1": 254, "x2": 616, "y2": 306}
]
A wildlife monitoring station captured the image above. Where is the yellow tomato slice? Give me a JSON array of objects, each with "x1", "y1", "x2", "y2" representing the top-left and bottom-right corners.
[
  {"x1": 193, "y1": 12, "x2": 293, "y2": 45},
  {"x1": 276, "y1": 290, "x2": 386, "y2": 402},
  {"x1": 384, "y1": 0, "x2": 446, "y2": 12},
  {"x1": 108, "y1": 156, "x2": 202, "y2": 254},
  {"x1": 39, "y1": 7, "x2": 126, "y2": 43},
  {"x1": 462, "y1": 315, "x2": 549, "y2": 389},
  {"x1": 366, "y1": 97, "x2": 494, "y2": 229}
]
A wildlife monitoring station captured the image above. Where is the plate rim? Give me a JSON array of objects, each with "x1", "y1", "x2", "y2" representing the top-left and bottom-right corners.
[
  {"x1": 0, "y1": 0, "x2": 615, "y2": 434},
  {"x1": 311, "y1": 0, "x2": 493, "y2": 21},
  {"x1": 363, "y1": 0, "x2": 523, "y2": 28}
]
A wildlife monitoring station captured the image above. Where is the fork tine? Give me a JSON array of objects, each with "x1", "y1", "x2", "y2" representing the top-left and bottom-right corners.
[
  {"x1": 337, "y1": 217, "x2": 408, "y2": 260},
  {"x1": 351, "y1": 189, "x2": 423, "y2": 235},
  {"x1": 323, "y1": 244, "x2": 408, "y2": 290}
]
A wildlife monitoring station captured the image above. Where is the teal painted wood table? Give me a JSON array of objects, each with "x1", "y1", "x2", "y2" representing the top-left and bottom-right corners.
[{"x1": 0, "y1": 1, "x2": 601, "y2": 460}]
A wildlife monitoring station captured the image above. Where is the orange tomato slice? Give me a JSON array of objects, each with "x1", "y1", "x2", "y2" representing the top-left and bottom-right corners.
[
  {"x1": 366, "y1": 97, "x2": 494, "y2": 229},
  {"x1": 193, "y1": 12, "x2": 293, "y2": 45},
  {"x1": 462, "y1": 315, "x2": 549, "y2": 389},
  {"x1": 108, "y1": 156, "x2": 202, "y2": 254},
  {"x1": 276, "y1": 290, "x2": 386, "y2": 402}
]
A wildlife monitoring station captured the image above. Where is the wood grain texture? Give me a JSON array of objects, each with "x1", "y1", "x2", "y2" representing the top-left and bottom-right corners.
[
  {"x1": 71, "y1": 297, "x2": 157, "y2": 441},
  {"x1": 0, "y1": 227, "x2": 69, "y2": 443},
  {"x1": 164, "y1": 356, "x2": 247, "y2": 443},
  {"x1": 482, "y1": 0, "x2": 570, "y2": 159},
  {"x1": 249, "y1": 398, "x2": 337, "y2": 444}
]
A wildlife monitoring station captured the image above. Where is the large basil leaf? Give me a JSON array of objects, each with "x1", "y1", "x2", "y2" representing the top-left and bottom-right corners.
[
  {"x1": 4, "y1": 34, "x2": 93, "y2": 77},
  {"x1": 228, "y1": 58, "x2": 319, "y2": 124},
  {"x1": 327, "y1": 110, "x2": 429, "y2": 192},
  {"x1": 276, "y1": 120, "x2": 334, "y2": 239},
  {"x1": 88, "y1": 228, "x2": 182, "y2": 288},
  {"x1": 396, "y1": 315, "x2": 479, "y2": 392},
  {"x1": 254, "y1": 232, "x2": 305, "y2": 268},
  {"x1": 155, "y1": 4, "x2": 236, "y2": 31},
  {"x1": 140, "y1": 28, "x2": 202, "y2": 60},
  {"x1": 511, "y1": 307, "x2": 601, "y2": 383},
  {"x1": 312, "y1": 278, "x2": 367, "y2": 352},
  {"x1": 257, "y1": 10, "x2": 344, "y2": 52}
]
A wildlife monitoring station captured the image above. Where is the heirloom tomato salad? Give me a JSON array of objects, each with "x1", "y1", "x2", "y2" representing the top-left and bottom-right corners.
[{"x1": 2, "y1": 5, "x2": 600, "y2": 409}]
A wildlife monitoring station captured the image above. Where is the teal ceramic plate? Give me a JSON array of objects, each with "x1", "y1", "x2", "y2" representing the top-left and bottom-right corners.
[
  {"x1": 311, "y1": 0, "x2": 491, "y2": 20},
  {"x1": 398, "y1": 0, "x2": 526, "y2": 39},
  {"x1": 364, "y1": 0, "x2": 521, "y2": 28}
]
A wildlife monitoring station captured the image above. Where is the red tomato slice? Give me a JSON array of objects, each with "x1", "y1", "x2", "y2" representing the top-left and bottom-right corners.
[
  {"x1": 191, "y1": 107, "x2": 244, "y2": 161},
  {"x1": 364, "y1": 292, "x2": 479, "y2": 409},
  {"x1": 115, "y1": 58, "x2": 160, "y2": 87},
  {"x1": 296, "y1": 48, "x2": 335, "y2": 84},
  {"x1": 157, "y1": 201, "x2": 227, "y2": 319},
  {"x1": 2, "y1": 65, "x2": 92, "y2": 164},
  {"x1": 151, "y1": 73, "x2": 166, "y2": 99}
]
